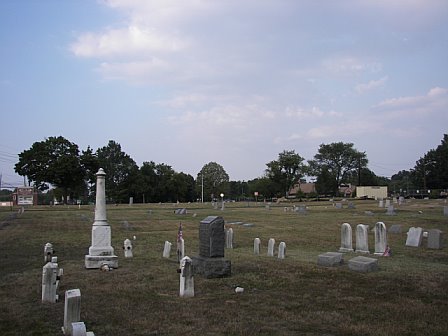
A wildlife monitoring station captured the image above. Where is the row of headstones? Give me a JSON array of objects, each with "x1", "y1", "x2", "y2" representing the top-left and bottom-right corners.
[
  {"x1": 405, "y1": 227, "x2": 444, "y2": 249},
  {"x1": 41, "y1": 243, "x2": 94, "y2": 335},
  {"x1": 378, "y1": 198, "x2": 404, "y2": 207}
]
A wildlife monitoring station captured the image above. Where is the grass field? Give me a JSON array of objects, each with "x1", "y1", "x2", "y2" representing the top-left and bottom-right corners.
[{"x1": 1, "y1": 199, "x2": 447, "y2": 335}]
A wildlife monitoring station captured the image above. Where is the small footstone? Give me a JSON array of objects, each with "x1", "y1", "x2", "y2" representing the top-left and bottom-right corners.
[
  {"x1": 348, "y1": 256, "x2": 378, "y2": 273},
  {"x1": 317, "y1": 252, "x2": 344, "y2": 267}
]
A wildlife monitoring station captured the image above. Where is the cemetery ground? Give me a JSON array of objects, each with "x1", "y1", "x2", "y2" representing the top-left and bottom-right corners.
[{"x1": 1, "y1": 199, "x2": 447, "y2": 336}]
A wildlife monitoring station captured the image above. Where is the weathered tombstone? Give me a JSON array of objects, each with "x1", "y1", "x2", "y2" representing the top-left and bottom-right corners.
[
  {"x1": 339, "y1": 223, "x2": 354, "y2": 252},
  {"x1": 389, "y1": 224, "x2": 402, "y2": 234},
  {"x1": 254, "y1": 238, "x2": 261, "y2": 255},
  {"x1": 405, "y1": 227, "x2": 423, "y2": 247},
  {"x1": 379, "y1": 200, "x2": 384, "y2": 208},
  {"x1": 385, "y1": 199, "x2": 391, "y2": 208},
  {"x1": 44, "y1": 242, "x2": 54, "y2": 263},
  {"x1": 335, "y1": 203, "x2": 343, "y2": 209},
  {"x1": 296, "y1": 205, "x2": 307, "y2": 215},
  {"x1": 123, "y1": 239, "x2": 133, "y2": 258},
  {"x1": 129, "y1": 197, "x2": 133, "y2": 206},
  {"x1": 163, "y1": 241, "x2": 172, "y2": 258},
  {"x1": 41, "y1": 258, "x2": 61, "y2": 303},
  {"x1": 385, "y1": 205, "x2": 396, "y2": 216},
  {"x1": 175, "y1": 208, "x2": 187, "y2": 215},
  {"x1": 427, "y1": 229, "x2": 443, "y2": 249},
  {"x1": 444, "y1": 206, "x2": 448, "y2": 216},
  {"x1": 177, "y1": 237, "x2": 185, "y2": 262},
  {"x1": 63, "y1": 289, "x2": 81, "y2": 335},
  {"x1": 179, "y1": 256, "x2": 194, "y2": 297},
  {"x1": 72, "y1": 322, "x2": 95, "y2": 336},
  {"x1": 399, "y1": 196, "x2": 404, "y2": 205},
  {"x1": 225, "y1": 228, "x2": 233, "y2": 249},
  {"x1": 85, "y1": 169, "x2": 118, "y2": 269},
  {"x1": 374, "y1": 222, "x2": 387, "y2": 255},
  {"x1": 317, "y1": 252, "x2": 343, "y2": 267},
  {"x1": 267, "y1": 238, "x2": 275, "y2": 257},
  {"x1": 348, "y1": 202, "x2": 355, "y2": 209},
  {"x1": 192, "y1": 216, "x2": 231, "y2": 278},
  {"x1": 355, "y1": 224, "x2": 369, "y2": 254},
  {"x1": 278, "y1": 242, "x2": 286, "y2": 259},
  {"x1": 348, "y1": 256, "x2": 378, "y2": 272}
]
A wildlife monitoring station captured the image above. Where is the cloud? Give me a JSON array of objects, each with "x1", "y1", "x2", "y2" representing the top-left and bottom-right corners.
[
  {"x1": 355, "y1": 76, "x2": 388, "y2": 94},
  {"x1": 322, "y1": 57, "x2": 382, "y2": 76},
  {"x1": 285, "y1": 106, "x2": 340, "y2": 118}
]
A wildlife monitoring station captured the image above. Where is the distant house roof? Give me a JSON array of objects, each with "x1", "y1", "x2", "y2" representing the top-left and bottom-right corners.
[{"x1": 289, "y1": 182, "x2": 316, "y2": 195}]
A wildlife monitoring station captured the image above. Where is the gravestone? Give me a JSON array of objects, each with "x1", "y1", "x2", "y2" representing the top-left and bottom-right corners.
[
  {"x1": 179, "y1": 256, "x2": 194, "y2": 297},
  {"x1": 385, "y1": 205, "x2": 396, "y2": 216},
  {"x1": 225, "y1": 228, "x2": 233, "y2": 249},
  {"x1": 163, "y1": 241, "x2": 172, "y2": 258},
  {"x1": 355, "y1": 224, "x2": 369, "y2": 254},
  {"x1": 123, "y1": 239, "x2": 133, "y2": 258},
  {"x1": 295, "y1": 205, "x2": 307, "y2": 215},
  {"x1": 348, "y1": 256, "x2": 378, "y2": 272},
  {"x1": 267, "y1": 238, "x2": 275, "y2": 257},
  {"x1": 374, "y1": 222, "x2": 387, "y2": 255},
  {"x1": 399, "y1": 196, "x2": 404, "y2": 205},
  {"x1": 339, "y1": 223, "x2": 354, "y2": 252},
  {"x1": 192, "y1": 216, "x2": 231, "y2": 278},
  {"x1": 278, "y1": 242, "x2": 286, "y2": 259},
  {"x1": 317, "y1": 252, "x2": 343, "y2": 267},
  {"x1": 129, "y1": 197, "x2": 133, "y2": 206},
  {"x1": 389, "y1": 224, "x2": 402, "y2": 234},
  {"x1": 62, "y1": 289, "x2": 81, "y2": 335},
  {"x1": 254, "y1": 238, "x2": 261, "y2": 255},
  {"x1": 44, "y1": 242, "x2": 54, "y2": 263},
  {"x1": 427, "y1": 229, "x2": 443, "y2": 249},
  {"x1": 175, "y1": 208, "x2": 187, "y2": 215},
  {"x1": 177, "y1": 237, "x2": 185, "y2": 262},
  {"x1": 444, "y1": 206, "x2": 448, "y2": 216},
  {"x1": 379, "y1": 200, "x2": 384, "y2": 208},
  {"x1": 335, "y1": 203, "x2": 343, "y2": 209},
  {"x1": 72, "y1": 322, "x2": 95, "y2": 336},
  {"x1": 405, "y1": 227, "x2": 423, "y2": 247},
  {"x1": 385, "y1": 199, "x2": 391, "y2": 208},
  {"x1": 85, "y1": 169, "x2": 118, "y2": 269},
  {"x1": 41, "y1": 258, "x2": 62, "y2": 303},
  {"x1": 348, "y1": 202, "x2": 356, "y2": 209}
]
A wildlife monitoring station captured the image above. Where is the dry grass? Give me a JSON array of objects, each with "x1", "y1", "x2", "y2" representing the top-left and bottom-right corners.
[{"x1": 1, "y1": 199, "x2": 447, "y2": 335}]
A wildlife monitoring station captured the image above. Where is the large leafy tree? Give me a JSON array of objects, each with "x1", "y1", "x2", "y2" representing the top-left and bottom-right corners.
[
  {"x1": 196, "y1": 162, "x2": 229, "y2": 201},
  {"x1": 96, "y1": 140, "x2": 139, "y2": 203},
  {"x1": 266, "y1": 150, "x2": 307, "y2": 197},
  {"x1": 309, "y1": 142, "x2": 367, "y2": 196},
  {"x1": 411, "y1": 134, "x2": 448, "y2": 190},
  {"x1": 15, "y1": 136, "x2": 85, "y2": 203}
]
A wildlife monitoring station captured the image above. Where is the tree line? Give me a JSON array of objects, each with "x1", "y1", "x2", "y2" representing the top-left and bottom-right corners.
[{"x1": 13, "y1": 134, "x2": 448, "y2": 204}]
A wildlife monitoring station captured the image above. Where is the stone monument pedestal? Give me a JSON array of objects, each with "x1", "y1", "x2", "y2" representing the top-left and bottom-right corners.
[{"x1": 192, "y1": 256, "x2": 231, "y2": 279}]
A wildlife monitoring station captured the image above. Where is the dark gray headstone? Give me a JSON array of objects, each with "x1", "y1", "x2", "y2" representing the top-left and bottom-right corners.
[
  {"x1": 199, "y1": 216, "x2": 225, "y2": 258},
  {"x1": 427, "y1": 229, "x2": 443, "y2": 249}
]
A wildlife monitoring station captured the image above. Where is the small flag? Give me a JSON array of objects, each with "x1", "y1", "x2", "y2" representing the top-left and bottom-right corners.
[{"x1": 382, "y1": 245, "x2": 391, "y2": 257}]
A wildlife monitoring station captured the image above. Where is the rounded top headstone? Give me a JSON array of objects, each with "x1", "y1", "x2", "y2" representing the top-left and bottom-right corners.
[{"x1": 96, "y1": 168, "x2": 106, "y2": 176}]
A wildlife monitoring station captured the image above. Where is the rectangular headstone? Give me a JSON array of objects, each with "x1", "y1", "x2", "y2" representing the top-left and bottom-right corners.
[
  {"x1": 199, "y1": 216, "x2": 225, "y2": 258},
  {"x1": 63, "y1": 289, "x2": 81, "y2": 335},
  {"x1": 427, "y1": 229, "x2": 443, "y2": 249},
  {"x1": 335, "y1": 203, "x2": 343, "y2": 209},
  {"x1": 444, "y1": 206, "x2": 448, "y2": 217},
  {"x1": 405, "y1": 227, "x2": 423, "y2": 247},
  {"x1": 317, "y1": 252, "x2": 343, "y2": 267},
  {"x1": 348, "y1": 256, "x2": 378, "y2": 272}
]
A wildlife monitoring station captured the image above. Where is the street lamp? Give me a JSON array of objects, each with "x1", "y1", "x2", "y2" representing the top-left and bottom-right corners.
[{"x1": 220, "y1": 193, "x2": 224, "y2": 210}]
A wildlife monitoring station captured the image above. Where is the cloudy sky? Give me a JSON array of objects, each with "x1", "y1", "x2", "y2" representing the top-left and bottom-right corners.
[{"x1": 1, "y1": 0, "x2": 447, "y2": 187}]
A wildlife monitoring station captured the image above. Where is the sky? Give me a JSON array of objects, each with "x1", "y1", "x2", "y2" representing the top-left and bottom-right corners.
[{"x1": 1, "y1": 0, "x2": 447, "y2": 188}]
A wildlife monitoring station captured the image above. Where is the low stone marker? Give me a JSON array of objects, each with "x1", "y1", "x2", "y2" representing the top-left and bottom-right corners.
[
  {"x1": 405, "y1": 227, "x2": 423, "y2": 247},
  {"x1": 348, "y1": 202, "x2": 355, "y2": 209},
  {"x1": 267, "y1": 238, "x2": 275, "y2": 257},
  {"x1": 295, "y1": 205, "x2": 307, "y2": 215},
  {"x1": 44, "y1": 242, "x2": 54, "y2": 263},
  {"x1": 348, "y1": 256, "x2": 378, "y2": 272},
  {"x1": 379, "y1": 200, "x2": 384, "y2": 208},
  {"x1": 179, "y1": 256, "x2": 194, "y2": 297},
  {"x1": 389, "y1": 224, "x2": 402, "y2": 234},
  {"x1": 163, "y1": 241, "x2": 172, "y2": 258},
  {"x1": 254, "y1": 238, "x2": 261, "y2": 255},
  {"x1": 278, "y1": 242, "x2": 286, "y2": 259},
  {"x1": 317, "y1": 252, "x2": 343, "y2": 267},
  {"x1": 72, "y1": 322, "x2": 95, "y2": 336},
  {"x1": 427, "y1": 229, "x2": 443, "y2": 249},
  {"x1": 335, "y1": 203, "x2": 343, "y2": 209},
  {"x1": 385, "y1": 205, "x2": 396, "y2": 216},
  {"x1": 385, "y1": 199, "x2": 391, "y2": 208},
  {"x1": 123, "y1": 239, "x2": 133, "y2": 258},
  {"x1": 63, "y1": 289, "x2": 81, "y2": 335},
  {"x1": 225, "y1": 228, "x2": 233, "y2": 249},
  {"x1": 175, "y1": 208, "x2": 187, "y2": 215},
  {"x1": 444, "y1": 206, "x2": 448, "y2": 216}
]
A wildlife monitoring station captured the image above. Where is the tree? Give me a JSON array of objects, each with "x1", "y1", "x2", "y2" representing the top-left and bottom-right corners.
[
  {"x1": 15, "y1": 136, "x2": 85, "y2": 204},
  {"x1": 266, "y1": 150, "x2": 307, "y2": 197},
  {"x1": 96, "y1": 140, "x2": 139, "y2": 203},
  {"x1": 309, "y1": 142, "x2": 367, "y2": 196},
  {"x1": 80, "y1": 146, "x2": 99, "y2": 202},
  {"x1": 196, "y1": 162, "x2": 229, "y2": 201}
]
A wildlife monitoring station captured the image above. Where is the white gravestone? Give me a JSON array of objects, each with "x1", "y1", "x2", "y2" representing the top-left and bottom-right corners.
[
  {"x1": 179, "y1": 256, "x2": 194, "y2": 297},
  {"x1": 267, "y1": 238, "x2": 275, "y2": 257},
  {"x1": 374, "y1": 222, "x2": 387, "y2": 255},
  {"x1": 85, "y1": 169, "x2": 118, "y2": 269},
  {"x1": 254, "y1": 238, "x2": 261, "y2": 255},
  {"x1": 129, "y1": 197, "x2": 133, "y2": 206},
  {"x1": 355, "y1": 224, "x2": 369, "y2": 254},
  {"x1": 405, "y1": 227, "x2": 423, "y2": 247},
  {"x1": 72, "y1": 322, "x2": 95, "y2": 336},
  {"x1": 339, "y1": 223, "x2": 354, "y2": 252},
  {"x1": 177, "y1": 237, "x2": 185, "y2": 263},
  {"x1": 444, "y1": 206, "x2": 448, "y2": 216},
  {"x1": 44, "y1": 242, "x2": 54, "y2": 263},
  {"x1": 163, "y1": 241, "x2": 172, "y2": 258},
  {"x1": 41, "y1": 258, "x2": 62, "y2": 303},
  {"x1": 123, "y1": 239, "x2": 133, "y2": 258},
  {"x1": 278, "y1": 242, "x2": 286, "y2": 259},
  {"x1": 63, "y1": 289, "x2": 81, "y2": 335},
  {"x1": 318, "y1": 252, "x2": 343, "y2": 267},
  {"x1": 379, "y1": 200, "x2": 384, "y2": 208},
  {"x1": 385, "y1": 199, "x2": 391, "y2": 208},
  {"x1": 225, "y1": 228, "x2": 234, "y2": 249}
]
